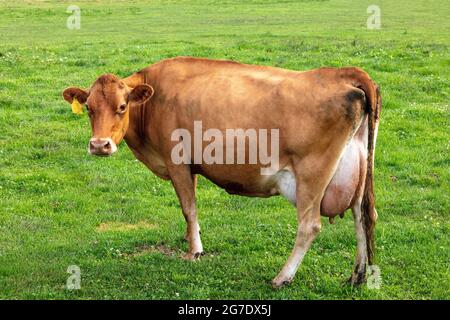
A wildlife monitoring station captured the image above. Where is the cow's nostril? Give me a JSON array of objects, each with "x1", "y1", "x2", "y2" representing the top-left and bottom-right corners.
[{"x1": 89, "y1": 139, "x2": 114, "y2": 156}]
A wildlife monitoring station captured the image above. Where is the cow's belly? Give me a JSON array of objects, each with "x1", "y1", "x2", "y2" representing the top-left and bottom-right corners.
[
  {"x1": 193, "y1": 164, "x2": 281, "y2": 197},
  {"x1": 195, "y1": 137, "x2": 363, "y2": 214},
  {"x1": 132, "y1": 136, "x2": 364, "y2": 214}
]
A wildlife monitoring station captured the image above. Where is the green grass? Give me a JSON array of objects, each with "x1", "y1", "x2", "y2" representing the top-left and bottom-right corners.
[{"x1": 0, "y1": 0, "x2": 449, "y2": 299}]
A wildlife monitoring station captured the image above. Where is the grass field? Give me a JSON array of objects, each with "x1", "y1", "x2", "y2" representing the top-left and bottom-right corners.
[{"x1": 0, "y1": 0, "x2": 449, "y2": 299}]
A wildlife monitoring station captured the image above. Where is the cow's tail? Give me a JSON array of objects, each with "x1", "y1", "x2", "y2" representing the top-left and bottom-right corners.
[{"x1": 352, "y1": 70, "x2": 381, "y2": 266}]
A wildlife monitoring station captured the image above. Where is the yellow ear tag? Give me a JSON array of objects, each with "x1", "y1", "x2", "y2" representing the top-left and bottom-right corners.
[{"x1": 71, "y1": 97, "x2": 84, "y2": 115}]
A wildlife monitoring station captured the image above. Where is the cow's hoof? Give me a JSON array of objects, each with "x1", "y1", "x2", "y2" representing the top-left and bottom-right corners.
[
  {"x1": 271, "y1": 276, "x2": 293, "y2": 289},
  {"x1": 347, "y1": 273, "x2": 366, "y2": 286},
  {"x1": 182, "y1": 251, "x2": 204, "y2": 261}
]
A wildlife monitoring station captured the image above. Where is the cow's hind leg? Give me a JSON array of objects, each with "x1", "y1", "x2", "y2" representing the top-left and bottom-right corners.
[
  {"x1": 272, "y1": 156, "x2": 343, "y2": 288},
  {"x1": 272, "y1": 188, "x2": 322, "y2": 288},
  {"x1": 167, "y1": 165, "x2": 203, "y2": 260},
  {"x1": 349, "y1": 201, "x2": 379, "y2": 285},
  {"x1": 349, "y1": 200, "x2": 367, "y2": 285}
]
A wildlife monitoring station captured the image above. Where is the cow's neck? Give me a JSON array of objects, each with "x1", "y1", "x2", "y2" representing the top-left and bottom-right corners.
[
  {"x1": 126, "y1": 102, "x2": 147, "y2": 148},
  {"x1": 122, "y1": 71, "x2": 152, "y2": 151},
  {"x1": 121, "y1": 71, "x2": 169, "y2": 178}
]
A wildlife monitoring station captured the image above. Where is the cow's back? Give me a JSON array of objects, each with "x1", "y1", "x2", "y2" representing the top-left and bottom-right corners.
[{"x1": 145, "y1": 57, "x2": 358, "y2": 143}]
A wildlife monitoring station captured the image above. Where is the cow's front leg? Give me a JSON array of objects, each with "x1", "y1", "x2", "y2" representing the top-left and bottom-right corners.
[
  {"x1": 167, "y1": 165, "x2": 203, "y2": 260},
  {"x1": 184, "y1": 174, "x2": 198, "y2": 241}
]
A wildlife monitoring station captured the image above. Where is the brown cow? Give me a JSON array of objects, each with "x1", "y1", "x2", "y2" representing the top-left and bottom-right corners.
[{"x1": 62, "y1": 57, "x2": 381, "y2": 287}]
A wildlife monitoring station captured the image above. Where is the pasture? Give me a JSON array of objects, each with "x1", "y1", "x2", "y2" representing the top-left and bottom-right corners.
[{"x1": 0, "y1": 0, "x2": 448, "y2": 299}]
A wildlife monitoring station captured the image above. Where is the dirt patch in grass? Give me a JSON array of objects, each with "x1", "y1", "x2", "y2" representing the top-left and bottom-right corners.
[
  {"x1": 96, "y1": 221, "x2": 157, "y2": 233},
  {"x1": 125, "y1": 244, "x2": 218, "y2": 260},
  {"x1": 126, "y1": 244, "x2": 181, "y2": 258}
]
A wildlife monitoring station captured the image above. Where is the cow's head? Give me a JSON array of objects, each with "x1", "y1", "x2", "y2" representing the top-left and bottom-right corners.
[{"x1": 62, "y1": 74, "x2": 154, "y2": 156}]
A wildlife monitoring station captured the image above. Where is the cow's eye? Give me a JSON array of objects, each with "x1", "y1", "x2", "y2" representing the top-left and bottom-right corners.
[
  {"x1": 118, "y1": 104, "x2": 127, "y2": 113},
  {"x1": 85, "y1": 105, "x2": 90, "y2": 112}
]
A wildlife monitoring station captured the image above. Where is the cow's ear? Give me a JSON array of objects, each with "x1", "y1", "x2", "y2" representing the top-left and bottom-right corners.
[
  {"x1": 62, "y1": 87, "x2": 89, "y2": 104},
  {"x1": 128, "y1": 84, "x2": 154, "y2": 105}
]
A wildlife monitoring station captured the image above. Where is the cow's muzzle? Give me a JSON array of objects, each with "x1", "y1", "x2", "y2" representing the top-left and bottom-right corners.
[{"x1": 88, "y1": 138, "x2": 117, "y2": 156}]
